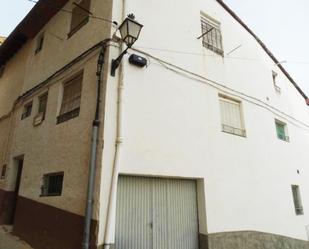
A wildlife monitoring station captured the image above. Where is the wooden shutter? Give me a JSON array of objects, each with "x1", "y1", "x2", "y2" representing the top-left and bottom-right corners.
[{"x1": 60, "y1": 74, "x2": 82, "y2": 115}]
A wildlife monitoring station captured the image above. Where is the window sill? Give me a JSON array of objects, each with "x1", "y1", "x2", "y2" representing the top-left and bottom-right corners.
[
  {"x1": 277, "y1": 136, "x2": 289, "y2": 142},
  {"x1": 40, "y1": 193, "x2": 62, "y2": 197},
  {"x1": 222, "y1": 125, "x2": 246, "y2": 137},
  {"x1": 56, "y1": 108, "x2": 80, "y2": 124}
]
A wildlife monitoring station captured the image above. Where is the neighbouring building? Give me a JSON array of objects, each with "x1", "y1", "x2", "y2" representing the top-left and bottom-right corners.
[{"x1": 1, "y1": 1, "x2": 309, "y2": 249}]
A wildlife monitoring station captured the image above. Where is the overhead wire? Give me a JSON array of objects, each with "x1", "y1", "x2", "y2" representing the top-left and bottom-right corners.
[
  {"x1": 135, "y1": 45, "x2": 309, "y2": 65},
  {"x1": 131, "y1": 47, "x2": 309, "y2": 132},
  {"x1": 27, "y1": 0, "x2": 118, "y2": 26}
]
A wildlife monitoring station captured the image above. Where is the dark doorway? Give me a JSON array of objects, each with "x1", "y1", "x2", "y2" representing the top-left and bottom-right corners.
[{"x1": 10, "y1": 157, "x2": 24, "y2": 224}]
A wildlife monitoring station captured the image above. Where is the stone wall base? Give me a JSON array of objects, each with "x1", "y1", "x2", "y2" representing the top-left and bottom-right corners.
[{"x1": 199, "y1": 231, "x2": 309, "y2": 249}]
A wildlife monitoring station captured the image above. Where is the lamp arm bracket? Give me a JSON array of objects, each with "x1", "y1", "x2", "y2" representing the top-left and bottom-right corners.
[{"x1": 111, "y1": 47, "x2": 130, "y2": 76}]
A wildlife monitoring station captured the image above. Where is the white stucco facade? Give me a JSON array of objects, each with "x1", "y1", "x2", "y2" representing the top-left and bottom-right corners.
[{"x1": 98, "y1": 0, "x2": 309, "y2": 246}]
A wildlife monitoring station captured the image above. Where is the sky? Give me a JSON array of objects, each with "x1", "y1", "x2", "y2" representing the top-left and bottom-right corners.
[{"x1": 0, "y1": 0, "x2": 309, "y2": 95}]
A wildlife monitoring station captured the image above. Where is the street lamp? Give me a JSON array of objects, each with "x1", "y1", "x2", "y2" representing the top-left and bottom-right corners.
[{"x1": 111, "y1": 14, "x2": 143, "y2": 76}]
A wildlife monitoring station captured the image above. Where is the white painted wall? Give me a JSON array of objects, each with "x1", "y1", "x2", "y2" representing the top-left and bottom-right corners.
[{"x1": 98, "y1": 0, "x2": 309, "y2": 245}]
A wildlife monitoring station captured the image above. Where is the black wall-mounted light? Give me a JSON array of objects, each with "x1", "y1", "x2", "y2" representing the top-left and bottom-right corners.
[{"x1": 111, "y1": 14, "x2": 143, "y2": 76}]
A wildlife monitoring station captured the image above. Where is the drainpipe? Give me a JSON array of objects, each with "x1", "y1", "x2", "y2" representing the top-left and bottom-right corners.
[
  {"x1": 103, "y1": 44, "x2": 124, "y2": 249},
  {"x1": 82, "y1": 39, "x2": 111, "y2": 249},
  {"x1": 103, "y1": 2, "x2": 126, "y2": 248}
]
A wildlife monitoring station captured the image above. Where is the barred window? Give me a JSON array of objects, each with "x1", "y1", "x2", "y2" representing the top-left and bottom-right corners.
[
  {"x1": 41, "y1": 172, "x2": 64, "y2": 196},
  {"x1": 219, "y1": 95, "x2": 246, "y2": 137},
  {"x1": 69, "y1": 0, "x2": 91, "y2": 37},
  {"x1": 57, "y1": 73, "x2": 83, "y2": 124},
  {"x1": 291, "y1": 185, "x2": 304, "y2": 215},
  {"x1": 201, "y1": 16, "x2": 223, "y2": 55}
]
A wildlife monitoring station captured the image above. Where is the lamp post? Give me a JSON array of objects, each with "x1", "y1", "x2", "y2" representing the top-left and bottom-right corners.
[{"x1": 111, "y1": 14, "x2": 143, "y2": 76}]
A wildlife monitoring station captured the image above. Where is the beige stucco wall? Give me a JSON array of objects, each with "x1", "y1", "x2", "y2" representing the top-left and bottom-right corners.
[
  {"x1": 0, "y1": 42, "x2": 31, "y2": 190},
  {"x1": 0, "y1": 0, "x2": 113, "y2": 219}
]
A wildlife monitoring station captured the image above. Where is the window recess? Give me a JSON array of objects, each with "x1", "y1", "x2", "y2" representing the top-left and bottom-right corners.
[
  {"x1": 291, "y1": 185, "x2": 304, "y2": 215},
  {"x1": 275, "y1": 120, "x2": 289, "y2": 142},
  {"x1": 68, "y1": 0, "x2": 91, "y2": 38},
  {"x1": 0, "y1": 65, "x2": 5, "y2": 78},
  {"x1": 200, "y1": 15, "x2": 223, "y2": 55},
  {"x1": 21, "y1": 101, "x2": 33, "y2": 120},
  {"x1": 35, "y1": 33, "x2": 44, "y2": 54},
  {"x1": 272, "y1": 71, "x2": 281, "y2": 93},
  {"x1": 0, "y1": 165, "x2": 7, "y2": 180},
  {"x1": 33, "y1": 93, "x2": 48, "y2": 126},
  {"x1": 41, "y1": 172, "x2": 64, "y2": 197},
  {"x1": 57, "y1": 72, "x2": 83, "y2": 124},
  {"x1": 219, "y1": 95, "x2": 246, "y2": 137}
]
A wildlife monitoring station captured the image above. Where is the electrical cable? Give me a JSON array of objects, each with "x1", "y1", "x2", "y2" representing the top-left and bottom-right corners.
[
  {"x1": 27, "y1": 0, "x2": 118, "y2": 26},
  {"x1": 131, "y1": 48, "x2": 309, "y2": 132},
  {"x1": 135, "y1": 45, "x2": 309, "y2": 65}
]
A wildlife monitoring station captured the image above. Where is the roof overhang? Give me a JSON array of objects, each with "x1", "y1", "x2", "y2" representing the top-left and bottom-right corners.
[{"x1": 0, "y1": 0, "x2": 69, "y2": 66}]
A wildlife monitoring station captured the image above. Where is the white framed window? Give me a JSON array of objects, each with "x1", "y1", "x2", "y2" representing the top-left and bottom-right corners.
[
  {"x1": 200, "y1": 14, "x2": 223, "y2": 55},
  {"x1": 275, "y1": 119, "x2": 289, "y2": 142},
  {"x1": 219, "y1": 95, "x2": 246, "y2": 137},
  {"x1": 291, "y1": 185, "x2": 304, "y2": 215}
]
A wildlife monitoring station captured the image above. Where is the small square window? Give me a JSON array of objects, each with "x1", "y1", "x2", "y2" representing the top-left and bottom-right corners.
[
  {"x1": 35, "y1": 33, "x2": 44, "y2": 54},
  {"x1": 219, "y1": 95, "x2": 246, "y2": 137},
  {"x1": 275, "y1": 120, "x2": 289, "y2": 142},
  {"x1": 200, "y1": 15, "x2": 223, "y2": 55},
  {"x1": 291, "y1": 185, "x2": 304, "y2": 215},
  {"x1": 41, "y1": 172, "x2": 64, "y2": 196},
  {"x1": 1, "y1": 165, "x2": 7, "y2": 180},
  {"x1": 21, "y1": 102, "x2": 33, "y2": 120}
]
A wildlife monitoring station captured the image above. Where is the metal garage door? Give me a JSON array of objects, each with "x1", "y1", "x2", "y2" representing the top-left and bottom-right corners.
[{"x1": 115, "y1": 176, "x2": 199, "y2": 249}]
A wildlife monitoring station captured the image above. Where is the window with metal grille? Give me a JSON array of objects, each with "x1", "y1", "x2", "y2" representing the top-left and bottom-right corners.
[
  {"x1": 21, "y1": 102, "x2": 33, "y2": 120},
  {"x1": 68, "y1": 0, "x2": 91, "y2": 37},
  {"x1": 201, "y1": 16, "x2": 223, "y2": 55},
  {"x1": 219, "y1": 95, "x2": 246, "y2": 137},
  {"x1": 275, "y1": 120, "x2": 289, "y2": 142},
  {"x1": 291, "y1": 185, "x2": 304, "y2": 215},
  {"x1": 35, "y1": 33, "x2": 44, "y2": 54},
  {"x1": 57, "y1": 73, "x2": 83, "y2": 124},
  {"x1": 41, "y1": 172, "x2": 64, "y2": 196}
]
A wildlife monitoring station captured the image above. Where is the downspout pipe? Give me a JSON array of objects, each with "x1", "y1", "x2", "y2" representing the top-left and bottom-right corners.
[{"x1": 82, "y1": 39, "x2": 111, "y2": 249}]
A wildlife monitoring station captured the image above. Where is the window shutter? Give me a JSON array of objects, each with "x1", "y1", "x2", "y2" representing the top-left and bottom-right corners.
[
  {"x1": 60, "y1": 74, "x2": 82, "y2": 115},
  {"x1": 219, "y1": 96, "x2": 245, "y2": 136}
]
